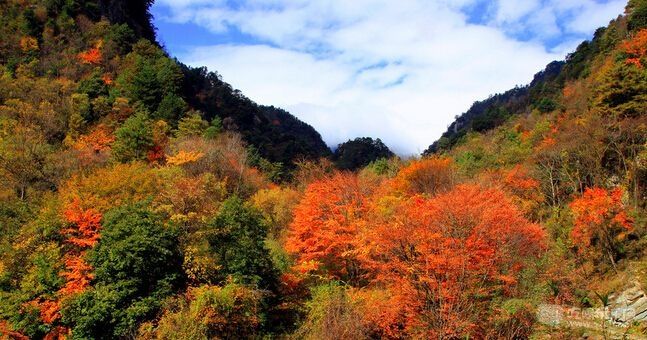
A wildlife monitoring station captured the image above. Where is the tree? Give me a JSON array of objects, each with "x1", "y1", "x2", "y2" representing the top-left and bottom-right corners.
[
  {"x1": 138, "y1": 283, "x2": 263, "y2": 339},
  {"x1": 154, "y1": 93, "x2": 187, "y2": 122},
  {"x1": 77, "y1": 71, "x2": 109, "y2": 99},
  {"x1": 594, "y1": 53, "x2": 647, "y2": 118},
  {"x1": 59, "y1": 199, "x2": 102, "y2": 294},
  {"x1": 360, "y1": 185, "x2": 545, "y2": 337},
  {"x1": 250, "y1": 187, "x2": 301, "y2": 239},
  {"x1": 0, "y1": 118, "x2": 54, "y2": 200},
  {"x1": 129, "y1": 62, "x2": 163, "y2": 112},
  {"x1": 62, "y1": 203, "x2": 184, "y2": 339},
  {"x1": 204, "y1": 117, "x2": 223, "y2": 139},
  {"x1": 286, "y1": 173, "x2": 369, "y2": 284},
  {"x1": 333, "y1": 137, "x2": 394, "y2": 171},
  {"x1": 206, "y1": 197, "x2": 278, "y2": 288},
  {"x1": 24, "y1": 199, "x2": 103, "y2": 338},
  {"x1": 111, "y1": 111, "x2": 153, "y2": 162},
  {"x1": 628, "y1": 0, "x2": 647, "y2": 32},
  {"x1": 392, "y1": 157, "x2": 455, "y2": 196},
  {"x1": 175, "y1": 111, "x2": 208, "y2": 139},
  {"x1": 570, "y1": 187, "x2": 633, "y2": 270},
  {"x1": 78, "y1": 47, "x2": 102, "y2": 65},
  {"x1": 59, "y1": 163, "x2": 159, "y2": 213},
  {"x1": 621, "y1": 28, "x2": 647, "y2": 68},
  {"x1": 293, "y1": 283, "x2": 367, "y2": 340},
  {"x1": 72, "y1": 124, "x2": 114, "y2": 167}
]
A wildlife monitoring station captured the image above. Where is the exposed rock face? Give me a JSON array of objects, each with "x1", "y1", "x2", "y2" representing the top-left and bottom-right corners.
[
  {"x1": 537, "y1": 282, "x2": 647, "y2": 338},
  {"x1": 609, "y1": 282, "x2": 647, "y2": 324}
]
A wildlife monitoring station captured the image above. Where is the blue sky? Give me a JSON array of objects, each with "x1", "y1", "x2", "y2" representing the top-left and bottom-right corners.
[{"x1": 151, "y1": 0, "x2": 626, "y2": 155}]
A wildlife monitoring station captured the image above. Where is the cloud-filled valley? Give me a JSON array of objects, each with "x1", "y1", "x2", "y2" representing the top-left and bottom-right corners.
[{"x1": 152, "y1": 0, "x2": 626, "y2": 155}]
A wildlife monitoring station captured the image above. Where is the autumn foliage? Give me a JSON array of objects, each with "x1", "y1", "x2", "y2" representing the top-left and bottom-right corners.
[
  {"x1": 2, "y1": 1, "x2": 647, "y2": 338},
  {"x1": 360, "y1": 185, "x2": 545, "y2": 337},
  {"x1": 286, "y1": 173, "x2": 370, "y2": 283},
  {"x1": 60, "y1": 203, "x2": 101, "y2": 294},
  {"x1": 392, "y1": 157, "x2": 455, "y2": 195},
  {"x1": 77, "y1": 47, "x2": 102, "y2": 65},
  {"x1": 32, "y1": 199, "x2": 102, "y2": 334},
  {"x1": 570, "y1": 187, "x2": 633, "y2": 267},
  {"x1": 621, "y1": 28, "x2": 647, "y2": 67},
  {"x1": 0, "y1": 320, "x2": 28, "y2": 340},
  {"x1": 287, "y1": 174, "x2": 546, "y2": 338}
]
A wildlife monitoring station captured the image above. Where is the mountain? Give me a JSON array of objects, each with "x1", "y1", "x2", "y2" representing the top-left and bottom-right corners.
[
  {"x1": 0, "y1": 0, "x2": 330, "y2": 169},
  {"x1": 424, "y1": 15, "x2": 634, "y2": 155},
  {"x1": 178, "y1": 64, "x2": 331, "y2": 165},
  {"x1": 0, "y1": 0, "x2": 645, "y2": 338}
]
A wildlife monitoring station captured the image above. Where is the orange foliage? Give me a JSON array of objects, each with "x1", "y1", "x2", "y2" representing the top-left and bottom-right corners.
[
  {"x1": 348, "y1": 288, "x2": 405, "y2": 338},
  {"x1": 392, "y1": 157, "x2": 454, "y2": 196},
  {"x1": 360, "y1": 185, "x2": 545, "y2": 337},
  {"x1": 287, "y1": 175, "x2": 545, "y2": 338},
  {"x1": 538, "y1": 136, "x2": 556, "y2": 150},
  {"x1": 78, "y1": 47, "x2": 102, "y2": 65},
  {"x1": 570, "y1": 187, "x2": 633, "y2": 263},
  {"x1": 19, "y1": 36, "x2": 38, "y2": 52},
  {"x1": 101, "y1": 73, "x2": 113, "y2": 85},
  {"x1": 59, "y1": 256, "x2": 94, "y2": 296},
  {"x1": 0, "y1": 320, "x2": 29, "y2": 340},
  {"x1": 43, "y1": 326, "x2": 69, "y2": 340},
  {"x1": 503, "y1": 165, "x2": 540, "y2": 192},
  {"x1": 74, "y1": 125, "x2": 114, "y2": 153},
  {"x1": 60, "y1": 199, "x2": 101, "y2": 295},
  {"x1": 478, "y1": 165, "x2": 543, "y2": 215},
  {"x1": 286, "y1": 173, "x2": 369, "y2": 282},
  {"x1": 38, "y1": 300, "x2": 61, "y2": 324},
  {"x1": 35, "y1": 199, "x2": 103, "y2": 328},
  {"x1": 73, "y1": 124, "x2": 114, "y2": 166},
  {"x1": 621, "y1": 29, "x2": 647, "y2": 68},
  {"x1": 62, "y1": 198, "x2": 102, "y2": 248}
]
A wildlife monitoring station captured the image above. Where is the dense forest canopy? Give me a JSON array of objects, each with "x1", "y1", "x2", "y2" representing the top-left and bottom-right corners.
[
  {"x1": 332, "y1": 137, "x2": 394, "y2": 171},
  {"x1": 0, "y1": 0, "x2": 646, "y2": 338}
]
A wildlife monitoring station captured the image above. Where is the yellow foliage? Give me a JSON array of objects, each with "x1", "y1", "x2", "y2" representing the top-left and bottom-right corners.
[
  {"x1": 153, "y1": 170, "x2": 226, "y2": 226},
  {"x1": 19, "y1": 37, "x2": 38, "y2": 52},
  {"x1": 166, "y1": 150, "x2": 205, "y2": 166},
  {"x1": 59, "y1": 163, "x2": 159, "y2": 212},
  {"x1": 250, "y1": 186, "x2": 301, "y2": 238}
]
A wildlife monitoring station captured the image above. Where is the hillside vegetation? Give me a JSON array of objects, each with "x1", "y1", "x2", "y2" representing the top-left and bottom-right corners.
[{"x1": 0, "y1": 0, "x2": 645, "y2": 339}]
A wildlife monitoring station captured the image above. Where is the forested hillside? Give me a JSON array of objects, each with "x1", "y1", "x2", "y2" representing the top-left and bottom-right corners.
[{"x1": 0, "y1": 0, "x2": 645, "y2": 339}]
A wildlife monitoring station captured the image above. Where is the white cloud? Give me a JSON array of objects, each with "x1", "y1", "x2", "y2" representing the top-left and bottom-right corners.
[
  {"x1": 154, "y1": 0, "x2": 625, "y2": 155},
  {"x1": 489, "y1": 0, "x2": 627, "y2": 40},
  {"x1": 566, "y1": 0, "x2": 626, "y2": 34}
]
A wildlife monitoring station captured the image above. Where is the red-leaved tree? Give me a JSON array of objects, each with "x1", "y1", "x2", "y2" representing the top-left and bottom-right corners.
[
  {"x1": 360, "y1": 184, "x2": 545, "y2": 337},
  {"x1": 570, "y1": 187, "x2": 633, "y2": 270},
  {"x1": 32, "y1": 198, "x2": 102, "y2": 337},
  {"x1": 285, "y1": 173, "x2": 370, "y2": 284}
]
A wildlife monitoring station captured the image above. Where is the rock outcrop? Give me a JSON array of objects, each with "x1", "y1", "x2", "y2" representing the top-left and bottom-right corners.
[{"x1": 609, "y1": 282, "x2": 647, "y2": 325}]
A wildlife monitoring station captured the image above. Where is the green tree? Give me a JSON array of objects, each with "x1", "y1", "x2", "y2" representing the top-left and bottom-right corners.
[
  {"x1": 333, "y1": 137, "x2": 394, "y2": 171},
  {"x1": 77, "y1": 71, "x2": 109, "y2": 100},
  {"x1": 62, "y1": 203, "x2": 184, "y2": 339},
  {"x1": 175, "y1": 111, "x2": 208, "y2": 139},
  {"x1": 207, "y1": 197, "x2": 278, "y2": 289},
  {"x1": 67, "y1": 93, "x2": 89, "y2": 139},
  {"x1": 112, "y1": 111, "x2": 153, "y2": 162},
  {"x1": 130, "y1": 62, "x2": 162, "y2": 111},
  {"x1": 628, "y1": 0, "x2": 647, "y2": 31},
  {"x1": 154, "y1": 93, "x2": 187, "y2": 122},
  {"x1": 139, "y1": 283, "x2": 263, "y2": 339},
  {"x1": 203, "y1": 116, "x2": 223, "y2": 139}
]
